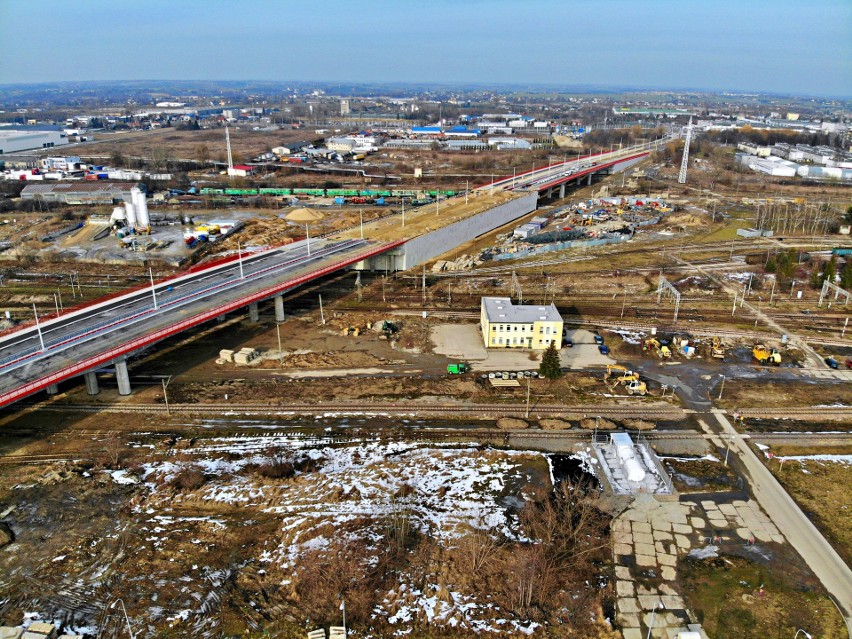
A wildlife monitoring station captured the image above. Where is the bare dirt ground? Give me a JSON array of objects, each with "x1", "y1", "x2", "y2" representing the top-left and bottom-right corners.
[{"x1": 0, "y1": 428, "x2": 618, "y2": 639}]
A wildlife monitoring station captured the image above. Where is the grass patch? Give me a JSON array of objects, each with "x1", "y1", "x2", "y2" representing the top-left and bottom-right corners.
[
  {"x1": 766, "y1": 456, "x2": 852, "y2": 566},
  {"x1": 681, "y1": 554, "x2": 847, "y2": 638}
]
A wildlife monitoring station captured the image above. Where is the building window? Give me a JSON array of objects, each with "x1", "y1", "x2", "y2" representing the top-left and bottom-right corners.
[{"x1": 491, "y1": 325, "x2": 496, "y2": 331}]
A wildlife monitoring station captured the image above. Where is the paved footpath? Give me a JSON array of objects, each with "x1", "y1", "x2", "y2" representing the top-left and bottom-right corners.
[{"x1": 711, "y1": 409, "x2": 852, "y2": 632}]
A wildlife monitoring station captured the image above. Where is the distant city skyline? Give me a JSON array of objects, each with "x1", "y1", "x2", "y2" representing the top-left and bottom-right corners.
[{"x1": 0, "y1": 0, "x2": 849, "y2": 98}]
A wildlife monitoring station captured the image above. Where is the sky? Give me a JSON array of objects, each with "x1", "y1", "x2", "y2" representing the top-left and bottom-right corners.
[{"x1": 0, "y1": 0, "x2": 850, "y2": 97}]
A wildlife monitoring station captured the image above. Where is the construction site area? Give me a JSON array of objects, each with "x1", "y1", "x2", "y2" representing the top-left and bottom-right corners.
[{"x1": 0, "y1": 117, "x2": 851, "y2": 639}]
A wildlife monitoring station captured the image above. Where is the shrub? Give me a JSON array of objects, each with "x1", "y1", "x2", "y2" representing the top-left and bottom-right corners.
[{"x1": 170, "y1": 467, "x2": 206, "y2": 491}]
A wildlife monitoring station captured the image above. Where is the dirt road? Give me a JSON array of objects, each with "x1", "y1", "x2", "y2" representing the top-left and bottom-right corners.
[{"x1": 711, "y1": 409, "x2": 852, "y2": 631}]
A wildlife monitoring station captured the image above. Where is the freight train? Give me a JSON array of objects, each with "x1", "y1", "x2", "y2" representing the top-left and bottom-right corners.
[{"x1": 199, "y1": 187, "x2": 457, "y2": 198}]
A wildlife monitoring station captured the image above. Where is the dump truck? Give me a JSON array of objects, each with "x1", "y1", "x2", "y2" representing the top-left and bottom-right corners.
[
  {"x1": 753, "y1": 344, "x2": 781, "y2": 365},
  {"x1": 447, "y1": 363, "x2": 468, "y2": 374}
]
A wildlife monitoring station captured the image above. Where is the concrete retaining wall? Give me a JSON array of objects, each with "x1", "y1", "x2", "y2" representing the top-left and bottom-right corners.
[
  {"x1": 401, "y1": 192, "x2": 538, "y2": 270},
  {"x1": 353, "y1": 191, "x2": 538, "y2": 272}
]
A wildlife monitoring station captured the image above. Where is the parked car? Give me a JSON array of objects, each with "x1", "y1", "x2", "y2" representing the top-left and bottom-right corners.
[
  {"x1": 564, "y1": 338, "x2": 574, "y2": 348},
  {"x1": 825, "y1": 357, "x2": 839, "y2": 369},
  {"x1": 598, "y1": 344, "x2": 610, "y2": 355},
  {"x1": 846, "y1": 359, "x2": 852, "y2": 370},
  {"x1": 593, "y1": 334, "x2": 604, "y2": 345}
]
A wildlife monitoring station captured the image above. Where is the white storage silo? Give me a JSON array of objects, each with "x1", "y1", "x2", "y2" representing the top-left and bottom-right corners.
[
  {"x1": 124, "y1": 201, "x2": 137, "y2": 227},
  {"x1": 131, "y1": 187, "x2": 150, "y2": 228}
]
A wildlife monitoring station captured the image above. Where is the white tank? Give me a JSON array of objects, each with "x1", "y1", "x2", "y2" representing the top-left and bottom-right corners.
[
  {"x1": 131, "y1": 187, "x2": 150, "y2": 228},
  {"x1": 110, "y1": 206, "x2": 126, "y2": 222},
  {"x1": 124, "y1": 201, "x2": 137, "y2": 227}
]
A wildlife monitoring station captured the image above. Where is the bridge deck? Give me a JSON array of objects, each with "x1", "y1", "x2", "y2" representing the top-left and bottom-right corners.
[{"x1": 0, "y1": 238, "x2": 403, "y2": 407}]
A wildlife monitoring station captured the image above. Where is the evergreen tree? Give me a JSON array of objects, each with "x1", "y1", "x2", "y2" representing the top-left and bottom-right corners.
[
  {"x1": 539, "y1": 341, "x2": 563, "y2": 380},
  {"x1": 841, "y1": 260, "x2": 852, "y2": 290},
  {"x1": 810, "y1": 261, "x2": 824, "y2": 289},
  {"x1": 824, "y1": 255, "x2": 838, "y2": 283}
]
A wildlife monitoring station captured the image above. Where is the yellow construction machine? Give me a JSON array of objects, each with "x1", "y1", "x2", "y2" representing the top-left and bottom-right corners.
[
  {"x1": 625, "y1": 380, "x2": 648, "y2": 396},
  {"x1": 644, "y1": 338, "x2": 672, "y2": 359},
  {"x1": 604, "y1": 365, "x2": 640, "y2": 387},
  {"x1": 753, "y1": 344, "x2": 781, "y2": 365},
  {"x1": 710, "y1": 337, "x2": 725, "y2": 360}
]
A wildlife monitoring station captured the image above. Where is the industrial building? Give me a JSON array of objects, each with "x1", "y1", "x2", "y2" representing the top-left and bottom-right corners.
[
  {"x1": 0, "y1": 130, "x2": 68, "y2": 154},
  {"x1": 20, "y1": 182, "x2": 141, "y2": 205},
  {"x1": 735, "y1": 153, "x2": 799, "y2": 177},
  {"x1": 480, "y1": 297, "x2": 563, "y2": 350}
]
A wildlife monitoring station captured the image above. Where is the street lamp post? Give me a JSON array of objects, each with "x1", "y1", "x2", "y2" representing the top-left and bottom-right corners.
[
  {"x1": 109, "y1": 599, "x2": 136, "y2": 639},
  {"x1": 161, "y1": 376, "x2": 172, "y2": 415},
  {"x1": 32, "y1": 303, "x2": 45, "y2": 351},
  {"x1": 148, "y1": 268, "x2": 158, "y2": 310}
]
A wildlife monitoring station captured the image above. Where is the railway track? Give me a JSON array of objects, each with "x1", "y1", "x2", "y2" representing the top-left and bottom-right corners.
[
  {"x1": 22, "y1": 400, "x2": 687, "y2": 420},
  {"x1": 738, "y1": 406, "x2": 852, "y2": 419},
  {"x1": 1, "y1": 428, "x2": 849, "y2": 468}
]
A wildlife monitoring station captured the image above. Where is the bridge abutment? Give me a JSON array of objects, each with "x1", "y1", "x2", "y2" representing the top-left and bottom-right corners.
[
  {"x1": 84, "y1": 371, "x2": 99, "y2": 395},
  {"x1": 115, "y1": 359, "x2": 131, "y2": 396}
]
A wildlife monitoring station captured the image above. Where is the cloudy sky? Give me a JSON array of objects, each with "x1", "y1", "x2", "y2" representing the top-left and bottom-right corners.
[{"x1": 1, "y1": 0, "x2": 849, "y2": 96}]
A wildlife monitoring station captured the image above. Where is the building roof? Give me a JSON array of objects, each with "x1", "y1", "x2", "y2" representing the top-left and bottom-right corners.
[
  {"x1": 482, "y1": 297, "x2": 562, "y2": 323},
  {"x1": 21, "y1": 181, "x2": 139, "y2": 196}
]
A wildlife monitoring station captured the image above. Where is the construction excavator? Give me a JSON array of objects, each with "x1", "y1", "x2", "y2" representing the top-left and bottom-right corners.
[
  {"x1": 604, "y1": 365, "x2": 640, "y2": 387},
  {"x1": 710, "y1": 337, "x2": 726, "y2": 360},
  {"x1": 603, "y1": 365, "x2": 648, "y2": 395},
  {"x1": 753, "y1": 344, "x2": 781, "y2": 366},
  {"x1": 644, "y1": 338, "x2": 672, "y2": 359}
]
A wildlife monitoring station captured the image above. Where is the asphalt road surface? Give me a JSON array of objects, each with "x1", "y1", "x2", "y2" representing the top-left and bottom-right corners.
[{"x1": 0, "y1": 238, "x2": 369, "y2": 398}]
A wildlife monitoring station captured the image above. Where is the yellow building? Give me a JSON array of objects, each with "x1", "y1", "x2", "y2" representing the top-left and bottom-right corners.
[{"x1": 480, "y1": 297, "x2": 563, "y2": 350}]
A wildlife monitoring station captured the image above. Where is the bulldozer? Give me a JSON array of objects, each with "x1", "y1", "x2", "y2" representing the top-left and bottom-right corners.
[
  {"x1": 604, "y1": 365, "x2": 640, "y2": 387},
  {"x1": 644, "y1": 338, "x2": 672, "y2": 359},
  {"x1": 710, "y1": 337, "x2": 725, "y2": 360},
  {"x1": 752, "y1": 344, "x2": 781, "y2": 365}
]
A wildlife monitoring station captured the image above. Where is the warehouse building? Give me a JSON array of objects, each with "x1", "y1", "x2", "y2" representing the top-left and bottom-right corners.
[
  {"x1": 480, "y1": 297, "x2": 563, "y2": 350},
  {"x1": 0, "y1": 130, "x2": 68, "y2": 154},
  {"x1": 20, "y1": 182, "x2": 140, "y2": 204}
]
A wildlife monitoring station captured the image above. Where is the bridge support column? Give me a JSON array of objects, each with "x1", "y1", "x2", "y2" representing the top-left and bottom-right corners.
[
  {"x1": 84, "y1": 371, "x2": 99, "y2": 395},
  {"x1": 587, "y1": 174, "x2": 593, "y2": 186},
  {"x1": 46, "y1": 384, "x2": 59, "y2": 395},
  {"x1": 115, "y1": 359, "x2": 131, "y2": 396},
  {"x1": 546, "y1": 187, "x2": 554, "y2": 199},
  {"x1": 559, "y1": 183, "x2": 566, "y2": 198},
  {"x1": 248, "y1": 302, "x2": 260, "y2": 323},
  {"x1": 216, "y1": 314, "x2": 227, "y2": 323},
  {"x1": 274, "y1": 295, "x2": 285, "y2": 322}
]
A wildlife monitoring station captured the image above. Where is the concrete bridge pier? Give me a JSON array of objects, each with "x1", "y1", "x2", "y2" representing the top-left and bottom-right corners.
[
  {"x1": 587, "y1": 173, "x2": 593, "y2": 186},
  {"x1": 115, "y1": 358, "x2": 131, "y2": 396},
  {"x1": 274, "y1": 295, "x2": 285, "y2": 322},
  {"x1": 559, "y1": 183, "x2": 566, "y2": 198},
  {"x1": 46, "y1": 384, "x2": 59, "y2": 395},
  {"x1": 84, "y1": 371, "x2": 99, "y2": 395},
  {"x1": 248, "y1": 302, "x2": 260, "y2": 323}
]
